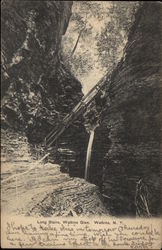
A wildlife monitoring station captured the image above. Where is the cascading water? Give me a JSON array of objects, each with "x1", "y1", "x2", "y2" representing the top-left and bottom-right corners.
[{"x1": 84, "y1": 129, "x2": 95, "y2": 181}]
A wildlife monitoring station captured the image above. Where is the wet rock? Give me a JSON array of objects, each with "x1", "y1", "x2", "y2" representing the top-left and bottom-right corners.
[
  {"x1": 1, "y1": 135, "x2": 108, "y2": 217},
  {"x1": 55, "y1": 121, "x2": 89, "y2": 178},
  {"x1": 89, "y1": 2, "x2": 161, "y2": 217},
  {"x1": 28, "y1": 165, "x2": 108, "y2": 217},
  {"x1": 1, "y1": 0, "x2": 84, "y2": 143},
  {"x1": 1, "y1": 0, "x2": 89, "y2": 178}
]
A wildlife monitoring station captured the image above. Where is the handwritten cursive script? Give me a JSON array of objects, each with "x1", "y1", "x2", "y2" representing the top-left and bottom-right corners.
[{"x1": 2, "y1": 217, "x2": 161, "y2": 249}]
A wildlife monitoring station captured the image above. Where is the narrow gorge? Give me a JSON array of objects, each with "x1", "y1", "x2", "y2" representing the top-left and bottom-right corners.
[{"x1": 1, "y1": 1, "x2": 161, "y2": 218}]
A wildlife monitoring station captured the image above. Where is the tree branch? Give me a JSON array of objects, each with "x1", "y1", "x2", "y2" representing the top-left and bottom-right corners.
[{"x1": 70, "y1": 25, "x2": 86, "y2": 58}]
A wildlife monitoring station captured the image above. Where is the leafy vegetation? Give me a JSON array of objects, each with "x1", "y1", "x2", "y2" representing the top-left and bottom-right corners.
[{"x1": 61, "y1": 1, "x2": 139, "y2": 91}]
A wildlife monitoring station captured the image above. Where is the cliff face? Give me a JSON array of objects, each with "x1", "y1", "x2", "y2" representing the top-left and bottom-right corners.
[
  {"x1": 1, "y1": 1, "x2": 97, "y2": 217},
  {"x1": 90, "y1": 2, "x2": 161, "y2": 216},
  {"x1": 1, "y1": 0, "x2": 83, "y2": 143}
]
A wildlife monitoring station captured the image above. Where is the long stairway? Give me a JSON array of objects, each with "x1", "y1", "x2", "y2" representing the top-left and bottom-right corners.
[{"x1": 45, "y1": 75, "x2": 108, "y2": 147}]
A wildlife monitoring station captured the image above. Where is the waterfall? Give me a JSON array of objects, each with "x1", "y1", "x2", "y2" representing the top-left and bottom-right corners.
[{"x1": 84, "y1": 129, "x2": 95, "y2": 181}]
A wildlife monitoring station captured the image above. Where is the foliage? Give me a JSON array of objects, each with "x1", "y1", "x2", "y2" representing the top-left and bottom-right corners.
[
  {"x1": 62, "y1": 1, "x2": 139, "y2": 89},
  {"x1": 61, "y1": 1, "x2": 100, "y2": 79},
  {"x1": 96, "y1": 2, "x2": 139, "y2": 72}
]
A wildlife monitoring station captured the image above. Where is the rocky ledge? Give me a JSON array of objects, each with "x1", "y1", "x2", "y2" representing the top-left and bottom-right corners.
[{"x1": 1, "y1": 129, "x2": 108, "y2": 217}]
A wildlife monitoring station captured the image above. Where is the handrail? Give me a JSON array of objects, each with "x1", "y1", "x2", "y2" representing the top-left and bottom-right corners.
[{"x1": 45, "y1": 75, "x2": 108, "y2": 147}]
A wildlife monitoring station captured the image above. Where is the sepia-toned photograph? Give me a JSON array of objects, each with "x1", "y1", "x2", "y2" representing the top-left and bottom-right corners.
[{"x1": 1, "y1": 1, "x2": 161, "y2": 248}]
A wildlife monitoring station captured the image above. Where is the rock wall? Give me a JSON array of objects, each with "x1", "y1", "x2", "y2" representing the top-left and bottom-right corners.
[
  {"x1": 1, "y1": 0, "x2": 84, "y2": 143},
  {"x1": 1, "y1": 0, "x2": 89, "y2": 184},
  {"x1": 55, "y1": 122, "x2": 89, "y2": 178},
  {"x1": 90, "y1": 2, "x2": 161, "y2": 216}
]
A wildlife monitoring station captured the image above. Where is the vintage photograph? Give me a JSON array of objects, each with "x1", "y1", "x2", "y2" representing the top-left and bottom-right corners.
[{"x1": 1, "y1": 0, "x2": 161, "y2": 248}]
